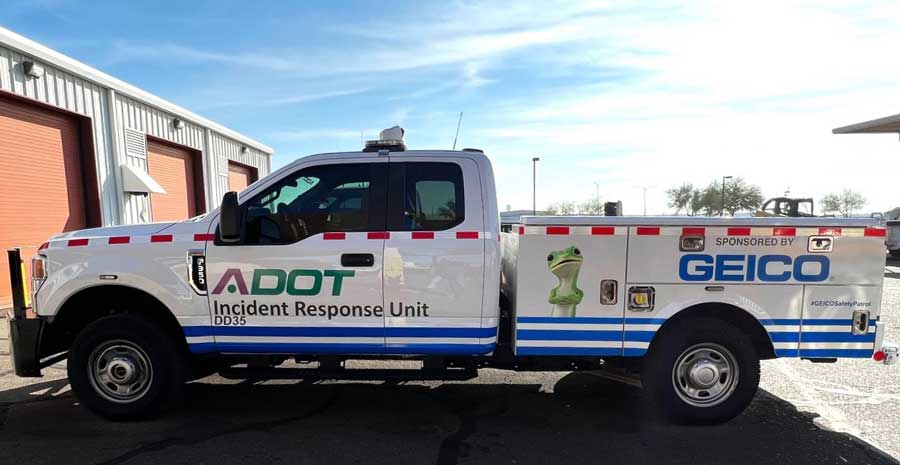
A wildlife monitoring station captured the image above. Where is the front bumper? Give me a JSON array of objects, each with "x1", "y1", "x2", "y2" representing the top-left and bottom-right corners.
[{"x1": 6, "y1": 312, "x2": 46, "y2": 377}]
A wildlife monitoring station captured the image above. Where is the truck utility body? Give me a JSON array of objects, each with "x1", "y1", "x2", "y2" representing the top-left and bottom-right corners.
[{"x1": 7, "y1": 135, "x2": 896, "y2": 423}]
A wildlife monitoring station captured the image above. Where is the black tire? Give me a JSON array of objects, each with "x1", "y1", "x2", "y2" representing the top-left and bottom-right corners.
[
  {"x1": 68, "y1": 314, "x2": 185, "y2": 420},
  {"x1": 642, "y1": 317, "x2": 760, "y2": 424}
]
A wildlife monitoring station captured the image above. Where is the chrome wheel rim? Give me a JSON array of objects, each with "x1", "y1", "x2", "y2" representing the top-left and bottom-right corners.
[
  {"x1": 672, "y1": 343, "x2": 739, "y2": 407},
  {"x1": 87, "y1": 340, "x2": 153, "y2": 404}
]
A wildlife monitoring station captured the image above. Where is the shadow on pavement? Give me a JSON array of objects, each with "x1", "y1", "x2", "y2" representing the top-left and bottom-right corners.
[{"x1": 0, "y1": 372, "x2": 896, "y2": 465}]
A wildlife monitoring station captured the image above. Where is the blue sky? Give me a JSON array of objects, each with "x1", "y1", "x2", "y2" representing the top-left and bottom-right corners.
[{"x1": 5, "y1": 1, "x2": 900, "y2": 214}]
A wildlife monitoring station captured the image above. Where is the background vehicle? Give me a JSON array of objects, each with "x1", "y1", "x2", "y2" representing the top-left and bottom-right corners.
[
  {"x1": 754, "y1": 197, "x2": 815, "y2": 217},
  {"x1": 7, "y1": 130, "x2": 895, "y2": 424}
]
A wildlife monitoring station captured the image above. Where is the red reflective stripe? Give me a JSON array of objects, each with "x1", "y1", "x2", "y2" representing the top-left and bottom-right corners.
[
  {"x1": 194, "y1": 233, "x2": 215, "y2": 241},
  {"x1": 636, "y1": 227, "x2": 660, "y2": 236},
  {"x1": 151, "y1": 235, "x2": 173, "y2": 243},
  {"x1": 67, "y1": 238, "x2": 89, "y2": 247},
  {"x1": 773, "y1": 227, "x2": 796, "y2": 237},
  {"x1": 518, "y1": 226, "x2": 525, "y2": 235},
  {"x1": 456, "y1": 231, "x2": 480, "y2": 239},
  {"x1": 591, "y1": 226, "x2": 615, "y2": 235},
  {"x1": 818, "y1": 227, "x2": 842, "y2": 236},
  {"x1": 412, "y1": 231, "x2": 434, "y2": 239},
  {"x1": 682, "y1": 227, "x2": 705, "y2": 235},
  {"x1": 367, "y1": 232, "x2": 390, "y2": 240},
  {"x1": 108, "y1": 236, "x2": 130, "y2": 245},
  {"x1": 727, "y1": 227, "x2": 751, "y2": 236},
  {"x1": 323, "y1": 232, "x2": 346, "y2": 240},
  {"x1": 865, "y1": 227, "x2": 886, "y2": 237},
  {"x1": 546, "y1": 226, "x2": 569, "y2": 235}
]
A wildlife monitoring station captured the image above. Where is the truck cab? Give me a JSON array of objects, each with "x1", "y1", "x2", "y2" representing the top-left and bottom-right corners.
[{"x1": 198, "y1": 144, "x2": 500, "y2": 355}]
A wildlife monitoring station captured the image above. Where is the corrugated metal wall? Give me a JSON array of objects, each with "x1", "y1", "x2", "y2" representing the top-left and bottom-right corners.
[
  {"x1": 0, "y1": 42, "x2": 271, "y2": 226},
  {"x1": 0, "y1": 45, "x2": 119, "y2": 225},
  {"x1": 208, "y1": 131, "x2": 270, "y2": 204}
]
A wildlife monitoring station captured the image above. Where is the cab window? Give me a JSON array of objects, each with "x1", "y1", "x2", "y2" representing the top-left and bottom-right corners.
[
  {"x1": 388, "y1": 162, "x2": 464, "y2": 231},
  {"x1": 243, "y1": 163, "x2": 385, "y2": 244}
]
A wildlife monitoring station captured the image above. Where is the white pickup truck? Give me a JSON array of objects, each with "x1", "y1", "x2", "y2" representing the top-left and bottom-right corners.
[{"x1": 7, "y1": 131, "x2": 896, "y2": 424}]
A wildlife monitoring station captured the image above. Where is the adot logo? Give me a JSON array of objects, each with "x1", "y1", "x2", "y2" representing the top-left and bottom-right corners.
[{"x1": 211, "y1": 268, "x2": 355, "y2": 296}]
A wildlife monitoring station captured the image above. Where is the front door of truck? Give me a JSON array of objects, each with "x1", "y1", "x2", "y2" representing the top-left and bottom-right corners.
[
  {"x1": 381, "y1": 157, "x2": 493, "y2": 354},
  {"x1": 203, "y1": 159, "x2": 388, "y2": 354}
]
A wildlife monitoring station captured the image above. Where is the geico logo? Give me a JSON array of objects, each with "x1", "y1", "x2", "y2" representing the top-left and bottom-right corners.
[
  {"x1": 678, "y1": 254, "x2": 830, "y2": 282},
  {"x1": 211, "y1": 268, "x2": 355, "y2": 296}
]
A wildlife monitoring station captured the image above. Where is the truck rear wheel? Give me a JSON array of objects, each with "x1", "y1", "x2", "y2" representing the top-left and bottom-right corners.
[
  {"x1": 642, "y1": 317, "x2": 760, "y2": 424},
  {"x1": 68, "y1": 314, "x2": 184, "y2": 420}
]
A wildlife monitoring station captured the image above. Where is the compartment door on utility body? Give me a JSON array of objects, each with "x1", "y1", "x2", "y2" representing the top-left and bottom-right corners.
[
  {"x1": 203, "y1": 159, "x2": 388, "y2": 354},
  {"x1": 382, "y1": 157, "x2": 493, "y2": 354}
]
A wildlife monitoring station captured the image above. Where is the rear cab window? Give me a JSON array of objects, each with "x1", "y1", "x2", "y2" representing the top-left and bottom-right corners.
[{"x1": 388, "y1": 162, "x2": 464, "y2": 231}]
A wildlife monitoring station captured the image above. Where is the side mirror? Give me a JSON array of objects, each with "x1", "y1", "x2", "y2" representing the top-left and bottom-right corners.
[{"x1": 219, "y1": 191, "x2": 242, "y2": 243}]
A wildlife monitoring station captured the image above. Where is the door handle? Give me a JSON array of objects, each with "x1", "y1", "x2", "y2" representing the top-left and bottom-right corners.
[{"x1": 341, "y1": 253, "x2": 375, "y2": 267}]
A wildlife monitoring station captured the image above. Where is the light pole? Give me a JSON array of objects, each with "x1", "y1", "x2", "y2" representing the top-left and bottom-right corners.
[
  {"x1": 721, "y1": 175, "x2": 733, "y2": 217},
  {"x1": 532, "y1": 157, "x2": 540, "y2": 215},
  {"x1": 594, "y1": 182, "x2": 600, "y2": 213}
]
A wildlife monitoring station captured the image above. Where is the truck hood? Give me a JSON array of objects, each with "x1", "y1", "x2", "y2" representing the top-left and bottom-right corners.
[{"x1": 50, "y1": 222, "x2": 179, "y2": 241}]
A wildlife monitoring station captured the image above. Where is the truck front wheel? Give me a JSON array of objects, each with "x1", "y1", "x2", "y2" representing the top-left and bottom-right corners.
[
  {"x1": 642, "y1": 318, "x2": 760, "y2": 424},
  {"x1": 68, "y1": 314, "x2": 184, "y2": 420}
]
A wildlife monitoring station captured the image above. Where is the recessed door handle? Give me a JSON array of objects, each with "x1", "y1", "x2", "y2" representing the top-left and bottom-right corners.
[{"x1": 341, "y1": 253, "x2": 375, "y2": 267}]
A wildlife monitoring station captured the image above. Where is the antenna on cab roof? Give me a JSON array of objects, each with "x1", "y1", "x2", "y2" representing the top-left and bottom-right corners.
[{"x1": 452, "y1": 111, "x2": 463, "y2": 150}]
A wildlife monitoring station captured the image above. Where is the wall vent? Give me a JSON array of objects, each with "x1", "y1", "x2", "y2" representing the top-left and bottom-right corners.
[{"x1": 123, "y1": 128, "x2": 147, "y2": 159}]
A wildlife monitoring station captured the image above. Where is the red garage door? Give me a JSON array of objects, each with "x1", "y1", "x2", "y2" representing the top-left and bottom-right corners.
[
  {"x1": 0, "y1": 96, "x2": 88, "y2": 306},
  {"x1": 227, "y1": 161, "x2": 257, "y2": 192},
  {"x1": 148, "y1": 139, "x2": 204, "y2": 222}
]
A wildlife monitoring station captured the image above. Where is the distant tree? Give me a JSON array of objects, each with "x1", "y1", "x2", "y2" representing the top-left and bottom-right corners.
[
  {"x1": 821, "y1": 189, "x2": 866, "y2": 217},
  {"x1": 688, "y1": 190, "x2": 704, "y2": 216},
  {"x1": 666, "y1": 184, "x2": 694, "y2": 215},
  {"x1": 667, "y1": 178, "x2": 764, "y2": 216},
  {"x1": 558, "y1": 200, "x2": 577, "y2": 215},
  {"x1": 546, "y1": 203, "x2": 560, "y2": 215},
  {"x1": 722, "y1": 178, "x2": 764, "y2": 215},
  {"x1": 580, "y1": 197, "x2": 603, "y2": 215},
  {"x1": 505, "y1": 204, "x2": 512, "y2": 212}
]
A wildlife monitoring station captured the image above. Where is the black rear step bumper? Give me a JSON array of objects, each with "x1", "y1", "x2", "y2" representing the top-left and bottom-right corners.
[{"x1": 7, "y1": 313, "x2": 46, "y2": 377}]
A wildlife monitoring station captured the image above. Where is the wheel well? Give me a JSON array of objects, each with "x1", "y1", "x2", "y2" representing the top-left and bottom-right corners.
[
  {"x1": 652, "y1": 303, "x2": 776, "y2": 360},
  {"x1": 42, "y1": 285, "x2": 187, "y2": 357}
]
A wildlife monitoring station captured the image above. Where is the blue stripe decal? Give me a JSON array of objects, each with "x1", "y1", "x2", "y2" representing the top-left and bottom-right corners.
[
  {"x1": 205, "y1": 342, "x2": 386, "y2": 354},
  {"x1": 623, "y1": 318, "x2": 667, "y2": 325},
  {"x1": 759, "y1": 318, "x2": 802, "y2": 326},
  {"x1": 189, "y1": 342, "x2": 496, "y2": 355},
  {"x1": 516, "y1": 317, "x2": 623, "y2": 324},
  {"x1": 623, "y1": 330, "x2": 656, "y2": 342},
  {"x1": 183, "y1": 326, "x2": 496, "y2": 338},
  {"x1": 799, "y1": 349, "x2": 873, "y2": 358},
  {"x1": 775, "y1": 348, "x2": 800, "y2": 357},
  {"x1": 187, "y1": 342, "x2": 218, "y2": 354},
  {"x1": 517, "y1": 347, "x2": 622, "y2": 356},
  {"x1": 800, "y1": 332, "x2": 875, "y2": 343},
  {"x1": 516, "y1": 317, "x2": 665, "y2": 325},
  {"x1": 801, "y1": 319, "x2": 854, "y2": 326},
  {"x1": 517, "y1": 330, "x2": 622, "y2": 341},
  {"x1": 769, "y1": 332, "x2": 801, "y2": 343}
]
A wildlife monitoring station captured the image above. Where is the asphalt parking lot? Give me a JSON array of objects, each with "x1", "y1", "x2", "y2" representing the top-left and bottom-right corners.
[{"x1": 1, "y1": 259, "x2": 899, "y2": 465}]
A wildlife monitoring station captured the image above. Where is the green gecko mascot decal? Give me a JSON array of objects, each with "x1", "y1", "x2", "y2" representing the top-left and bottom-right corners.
[{"x1": 546, "y1": 246, "x2": 584, "y2": 317}]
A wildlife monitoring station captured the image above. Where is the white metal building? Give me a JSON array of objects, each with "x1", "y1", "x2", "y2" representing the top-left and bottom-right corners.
[{"x1": 0, "y1": 27, "x2": 272, "y2": 303}]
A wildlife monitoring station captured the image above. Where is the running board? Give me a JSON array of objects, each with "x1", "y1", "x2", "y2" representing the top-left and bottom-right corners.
[{"x1": 218, "y1": 367, "x2": 479, "y2": 381}]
